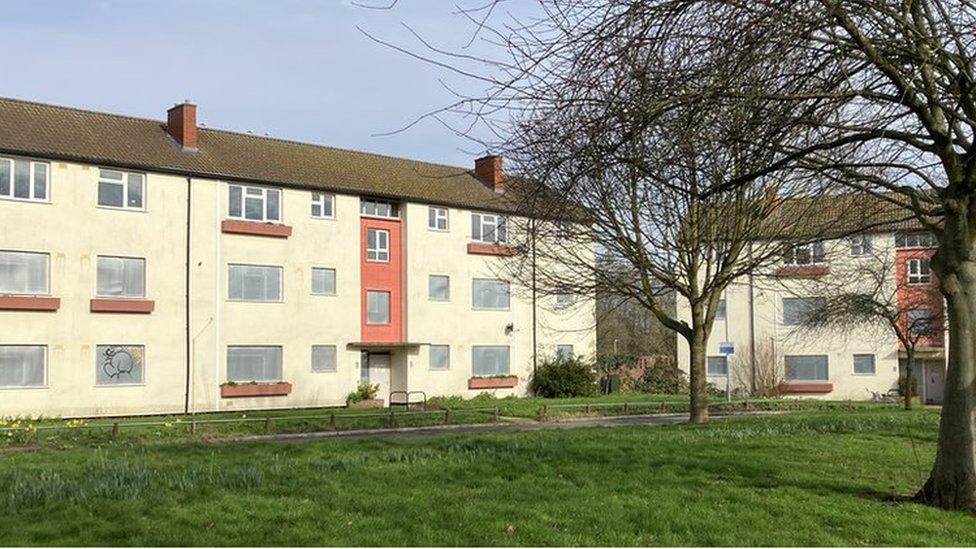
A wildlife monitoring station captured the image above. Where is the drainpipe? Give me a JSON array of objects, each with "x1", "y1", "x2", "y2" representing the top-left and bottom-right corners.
[
  {"x1": 748, "y1": 272, "x2": 757, "y2": 395},
  {"x1": 214, "y1": 181, "x2": 222, "y2": 411},
  {"x1": 183, "y1": 176, "x2": 192, "y2": 413},
  {"x1": 531, "y1": 218, "x2": 538, "y2": 376}
]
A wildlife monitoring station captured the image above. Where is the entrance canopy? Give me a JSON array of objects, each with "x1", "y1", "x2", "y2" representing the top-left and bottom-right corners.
[{"x1": 347, "y1": 341, "x2": 425, "y2": 352}]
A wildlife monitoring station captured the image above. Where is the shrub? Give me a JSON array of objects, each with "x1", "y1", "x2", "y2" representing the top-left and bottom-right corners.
[
  {"x1": 347, "y1": 383, "x2": 379, "y2": 403},
  {"x1": 530, "y1": 356, "x2": 598, "y2": 398},
  {"x1": 636, "y1": 359, "x2": 688, "y2": 394}
]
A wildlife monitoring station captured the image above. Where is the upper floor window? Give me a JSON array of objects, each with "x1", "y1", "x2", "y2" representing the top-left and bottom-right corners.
[
  {"x1": 472, "y1": 212, "x2": 507, "y2": 243},
  {"x1": 366, "y1": 290, "x2": 391, "y2": 324},
  {"x1": 783, "y1": 242, "x2": 825, "y2": 265},
  {"x1": 98, "y1": 169, "x2": 144, "y2": 210},
  {"x1": 473, "y1": 278, "x2": 510, "y2": 310},
  {"x1": 428, "y1": 206, "x2": 449, "y2": 231},
  {"x1": 716, "y1": 298, "x2": 727, "y2": 320},
  {"x1": 366, "y1": 229, "x2": 390, "y2": 262},
  {"x1": 907, "y1": 258, "x2": 932, "y2": 284},
  {"x1": 96, "y1": 256, "x2": 146, "y2": 298},
  {"x1": 782, "y1": 297, "x2": 824, "y2": 325},
  {"x1": 311, "y1": 192, "x2": 335, "y2": 219},
  {"x1": 0, "y1": 250, "x2": 49, "y2": 295},
  {"x1": 896, "y1": 232, "x2": 937, "y2": 249},
  {"x1": 0, "y1": 157, "x2": 48, "y2": 202},
  {"x1": 908, "y1": 308, "x2": 936, "y2": 337},
  {"x1": 311, "y1": 267, "x2": 336, "y2": 296},
  {"x1": 428, "y1": 275, "x2": 450, "y2": 301},
  {"x1": 228, "y1": 264, "x2": 282, "y2": 302},
  {"x1": 360, "y1": 198, "x2": 398, "y2": 218},
  {"x1": 849, "y1": 235, "x2": 872, "y2": 257},
  {"x1": 229, "y1": 185, "x2": 280, "y2": 222}
]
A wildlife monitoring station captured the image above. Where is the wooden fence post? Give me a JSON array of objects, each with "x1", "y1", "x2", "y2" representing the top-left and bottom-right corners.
[
  {"x1": 493, "y1": 407, "x2": 500, "y2": 422},
  {"x1": 264, "y1": 417, "x2": 272, "y2": 434},
  {"x1": 111, "y1": 421, "x2": 120, "y2": 438},
  {"x1": 541, "y1": 404, "x2": 549, "y2": 418},
  {"x1": 330, "y1": 413, "x2": 337, "y2": 430},
  {"x1": 189, "y1": 420, "x2": 196, "y2": 435},
  {"x1": 444, "y1": 409, "x2": 451, "y2": 424},
  {"x1": 623, "y1": 402, "x2": 629, "y2": 414},
  {"x1": 585, "y1": 403, "x2": 592, "y2": 414},
  {"x1": 389, "y1": 411, "x2": 396, "y2": 428}
]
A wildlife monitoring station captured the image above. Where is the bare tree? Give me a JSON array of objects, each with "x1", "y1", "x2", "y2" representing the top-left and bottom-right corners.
[{"x1": 797, "y1": 246, "x2": 945, "y2": 410}]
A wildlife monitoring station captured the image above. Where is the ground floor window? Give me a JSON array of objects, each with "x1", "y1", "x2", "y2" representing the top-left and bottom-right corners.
[
  {"x1": 227, "y1": 346, "x2": 282, "y2": 382},
  {"x1": 707, "y1": 355, "x2": 728, "y2": 375},
  {"x1": 556, "y1": 345, "x2": 574, "y2": 361},
  {"x1": 785, "y1": 355, "x2": 828, "y2": 381},
  {"x1": 853, "y1": 354, "x2": 876, "y2": 375},
  {"x1": 311, "y1": 345, "x2": 337, "y2": 372},
  {"x1": 96, "y1": 345, "x2": 145, "y2": 385},
  {"x1": 429, "y1": 345, "x2": 450, "y2": 370},
  {"x1": 472, "y1": 346, "x2": 510, "y2": 376},
  {"x1": 0, "y1": 345, "x2": 46, "y2": 387}
]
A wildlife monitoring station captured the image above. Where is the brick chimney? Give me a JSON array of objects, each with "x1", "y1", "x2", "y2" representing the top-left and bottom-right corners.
[
  {"x1": 166, "y1": 101, "x2": 197, "y2": 150},
  {"x1": 475, "y1": 154, "x2": 504, "y2": 193}
]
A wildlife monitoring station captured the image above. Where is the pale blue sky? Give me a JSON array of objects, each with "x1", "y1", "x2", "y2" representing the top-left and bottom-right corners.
[{"x1": 0, "y1": 1, "x2": 527, "y2": 167}]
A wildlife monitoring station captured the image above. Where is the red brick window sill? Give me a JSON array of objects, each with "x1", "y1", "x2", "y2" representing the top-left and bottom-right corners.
[
  {"x1": 221, "y1": 219, "x2": 292, "y2": 238},
  {"x1": 467, "y1": 242, "x2": 518, "y2": 257},
  {"x1": 468, "y1": 376, "x2": 518, "y2": 389},
  {"x1": 90, "y1": 299, "x2": 155, "y2": 314},
  {"x1": 778, "y1": 382, "x2": 833, "y2": 394},
  {"x1": 775, "y1": 265, "x2": 829, "y2": 278},
  {"x1": 220, "y1": 381, "x2": 292, "y2": 398},
  {"x1": 0, "y1": 295, "x2": 60, "y2": 311}
]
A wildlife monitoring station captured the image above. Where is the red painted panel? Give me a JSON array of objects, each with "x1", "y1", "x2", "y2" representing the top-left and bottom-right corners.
[
  {"x1": 895, "y1": 248, "x2": 944, "y2": 347},
  {"x1": 221, "y1": 219, "x2": 292, "y2": 238},
  {"x1": 220, "y1": 382, "x2": 292, "y2": 398},
  {"x1": 778, "y1": 382, "x2": 833, "y2": 394},
  {"x1": 90, "y1": 299, "x2": 155, "y2": 314},
  {"x1": 467, "y1": 242, "x2": 518, "y2": 256},
  {"x1": 775, "y1": 265, "x2": 829, "y2": 278},
  {"x1": 0, "y1": 296, "x2": 60, "y2": 311},
  {"x1": 361, "y1": 217, "x2": 403, "y2": 342},
  {"x1": 468, "y1": 376, "x2": 519, "y2": 389}
]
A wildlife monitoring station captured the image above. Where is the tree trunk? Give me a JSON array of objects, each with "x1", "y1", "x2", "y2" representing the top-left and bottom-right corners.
[
  {"x1": 904, "y1": 353, "x2": 914, "y2": 411},
  {"x1": 688, "y1": 331, "x2": 709, "y2": 424},
  {"x1": 918, "y1": 229, "x2": 976, "y2": 510}
]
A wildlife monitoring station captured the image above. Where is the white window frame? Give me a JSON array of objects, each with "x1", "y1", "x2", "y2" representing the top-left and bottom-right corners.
[
  {"x1": 97, "y1": 169, "x2": 145, "y2": 211},
  {"x1": 428, "y1": 206, "x2": 449, "y2": 231},
  {"x1": 311, "y1": 345, "x2": 338, "y2": 373},
  {"x1": 227, "y1": 264, "x2": 283, "y2": 302},
  {"x1": 228, "y1": 184, "x2": 281, "y2": 222},
  {"x1": 428, "y1": 274, "x2": 450, "y2": 301},
  {"x1": 471, "y1": 212, "x2": 507, "y2": 243},
  {"x1": 95, "y1": 255, "x2": 146, "y2": 298},
  {"x1": 0, "y1": 156, "x2": 49, "y2": 203},
  {"x1": 852, "y1": 353, "x2": 876, "y2": 376},
  {"x1": 783, "y1": 242, "x2": 826, "y2": 266},
  {"x1": 311, "y1": 192, "x2": 335, "y2": 219},
  {"x1": 366, "y1": 228, "x2": 390, "y2": 262},
  {"x1": 0, "y1": 250, "x2": 50, "y2": 295},
  {"x1": 95, "y1": 344, "x2": 146, "y2": 386},
  {"x1": 907, "y1": 258, "x2": 932, "y2": 285},
  {"x1": 896, "y1": 232, "x2": 937, "y2": 249},
  {"x1": 360, "y1": 198, "x2": 399, "y2": 218},
  {"x1": 0, "y1": 345, "x2": 47, "y2": 388},
  {"x1": 311, "y1": 267, "x2": 337, "y2": 296},
  {"x1": 226, "y1": 345, "x2": 283, "y2": 383},
  {"x1": 472, "y1": 278, "x2": 511, "y2": 311},
  {"x1": 429, "y1": 345, "x2": 450, "y2": 371}
]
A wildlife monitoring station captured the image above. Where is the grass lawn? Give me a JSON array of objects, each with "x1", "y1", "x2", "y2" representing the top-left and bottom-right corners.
[{"x1": 0, "y1": 408, "x2": 973, "y2": 546}]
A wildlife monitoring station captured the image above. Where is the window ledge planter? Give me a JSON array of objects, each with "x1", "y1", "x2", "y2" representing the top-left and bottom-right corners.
[
  {"x1": 220, "y1": 381, "x2": 292, "y2": 398},
  {"x1": 466, "y1": 242, "x2": 518, "y2": 257},
  {"x1": 90, "y1": 298, "x2": 155, "y2": 313},
  {"x1": 778, "y1": 382, "x2": 833, "y2": 394},
  {"x1": 347, "y1": 398, "x2": 385, "y2": 409},
  {"x1": 468, "y1": 376, "x2": 518, "y2": 389},
  {"x1": 221, "y1": 219, "x2": 292, "y2": 238},
  {"x1": 775, "y1": 265, "x2": 829, "y2": 277},
  {"x1": 0, "y1": 295, "x2": 60, "y2": 311}
]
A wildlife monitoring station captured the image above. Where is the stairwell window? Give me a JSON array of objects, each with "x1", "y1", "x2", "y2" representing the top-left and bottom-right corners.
[
  {"x1": 472, "y1": 345, "x2": 510, "y2": 376},
  {"x1": 908, "y1": 309, "x2": 936, "y2": 337},
  {"x1": 96, "y1": 256, "x2": 146, "y2": 298},
  {"x1": 430, "y1": 345, "x2": 450, "y2": 371},
  {"x1": 98, "y1": 170, "x2": 144, "y2": 210},
  {"x1": 471, "y1": 212, "x2": 507, "y2": 243},
  {"x1": 0, "y1": 250, "x2": 49, "y2": 295},
  {"x1": 311, "y1": 192, "x2": 335, "y2": 219},
  {"x1": 907, "y1": 258, "x2": 932, "y2": 284},
  {"x1": 0, "y1": 157, "x2": 48, "y2": 202},
  {"x1": 0, "y1": 345, "x2": 46, "y2": 387},
  {"x1": 311, "y1": 345, "x2": 338, "y2": 373},
  {"x1": 428, "y1": 206, "x2": 449, "y2": 231},
  {"x1": 228, "y1": 264, "x2": 282, "y2": 302},
  {"x1": 360, "y1": 198, "x2": 398, "y2": 218},
  {"x1": 428, "y1": 275, "x2": 450, "y2": 301},
  {"x1": 366, "y1": 290, "x2": 391, "y2": 324},
  {"x1": 366, "y1": 229, "x2": 390, "y2": 262},
  {"x1": 896, "y1": 232, "x2": 937, "y2": 249},
  {"x1": 783, "y1": 242, "x2": 825, "y2": 265},
  {"x1": 228, "y1": 185, "x2": 280, "y2": 222}
]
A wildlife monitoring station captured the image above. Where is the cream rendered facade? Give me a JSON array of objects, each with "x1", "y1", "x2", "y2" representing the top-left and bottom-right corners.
[
  {"x1": 0, "y1": 158, "x2": 595, "y2": 418},
  {"x1": 676, "y1": 233, "x2": 944, "y2": 401}
]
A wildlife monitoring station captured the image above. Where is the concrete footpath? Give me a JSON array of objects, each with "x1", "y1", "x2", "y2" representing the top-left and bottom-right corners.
[{"x1": 231, "y1": 411, "x2": 775, "y2": 444}]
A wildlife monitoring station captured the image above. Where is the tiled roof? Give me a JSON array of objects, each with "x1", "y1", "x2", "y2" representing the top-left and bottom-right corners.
[{"x1": 0, "y1": 96, "x2": 532, "y2": 214}]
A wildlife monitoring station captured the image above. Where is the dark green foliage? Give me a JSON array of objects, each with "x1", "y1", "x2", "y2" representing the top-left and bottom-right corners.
[
  {"x1": 530, "y1": 356, "x2": 598, "y2": 398},
  {"x1": 347, "y1": 383, "x2": 379, "y2": 403},
  {"x1": 637, "y1": 359, "x2": 688, "y2": 394}
]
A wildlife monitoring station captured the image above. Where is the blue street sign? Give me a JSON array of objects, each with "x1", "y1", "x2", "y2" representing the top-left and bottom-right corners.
[{"x1": 719, "y1": 341, "x2": 735, "y2": 355}]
